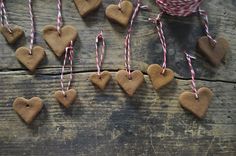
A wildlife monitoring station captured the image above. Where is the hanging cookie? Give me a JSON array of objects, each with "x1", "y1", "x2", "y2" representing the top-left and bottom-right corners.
[
  {"x1": 74, "y1": 0, "x2": 102, "y2": 17},
  {"x1": 105, "y1": 0, "x2": 133, "y2": 27},
  {"x1": 42, "y1": 0, "x2": 78, "y2": 57},
  {"x1": 0, "y1": 0, "x2": 24, "y2": 44},
  {"x1": 115, "y1": 0, "x2": 148, "y2": 96},
  {"x1": 148, "y1": 13, "x2": 174, "y2": 90},
  {"x1": 15, "y1": 0, "x2": 45, "y2": 72},
  {"x1": 197, "y1": 9, "x2": 229, "y2": 66},
  {"x1": 179, "y1": 52, "x2": 213, "y2": 118},
  {"x1": 90, "y1": 31, "x2": 111, "y2": 90},
  {"x1": 13, "y1": 97, "x2": 43, "y2": 124},
  {"x1": 54, "y1": 41, "x2": 77, "y2": 108}
]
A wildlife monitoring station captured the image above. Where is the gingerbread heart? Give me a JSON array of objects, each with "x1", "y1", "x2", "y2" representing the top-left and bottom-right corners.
[
  {"x1": 115, "y1": 70, "x2": 144, "y2": 96},
  {"x1": 15, "y1": 46, "x2": 45, "y2": 72},
  {"x1": 179, "y1": 87, "x2": 213, "y2": 118},
  {"x1": 42, "y1": 25, "x2": 78, "y2": 57},
  {"x1": 74, "y1": 0, "x2": 102, "y2": 17},
  {"x1": 105, "y1": 1, "x2": 133, "y2": 27},
  {"x1": 55, "y1": 89, "x2": 77, "y2": 108},
  {"x1": 197, "y1": 36, "x2": 229, "y2": 66},
  {"x1": 90, "y1": 71, "x2": 111, "y2": 90},
  {"x1": 0, "y1": 26, "x2": 24, "y2": 44},
  {"x1": 13, "y1": 97, "x2": 43, "y2": 124},
  {"x1": 147, "y1": 64, "x2": 174, "y2": 90}
]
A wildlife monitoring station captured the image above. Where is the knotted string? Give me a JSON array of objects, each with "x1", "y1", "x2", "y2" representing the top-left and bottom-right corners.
[
  {"x1": 149, "y1": 12, "x2": 168, "y2": 74},
  {"x1": 0, "y1": 0, "x2": 12, "y2": 33},
  {"x1": 185, "y1": 52, "x2": 198, "y2": 99},
  {"x1": 60, "y1": 41, "x2": 74, "y2": 95},
  {"x1": 124, "y1": 0, "x2": 149, "y2": 79},
  {"x1": 57, "y1": 0, "x2": 62, "y2": 34},
  {"x1": 95, "y1": 31, "x2": 105, "y2": 77}
]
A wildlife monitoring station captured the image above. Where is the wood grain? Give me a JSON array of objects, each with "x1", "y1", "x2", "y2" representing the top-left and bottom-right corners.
[{"x1": 0, "y1": 0, "x2": 235, "y2": 155}]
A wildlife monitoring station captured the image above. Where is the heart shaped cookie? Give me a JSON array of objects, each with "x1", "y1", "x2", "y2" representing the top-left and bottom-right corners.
[
  {"x1": 90, "y1": 71, "x2": 111, "y2": 90},
  {"x1": 197, "y1": 36, "x2": 229, "y2": 66},
  {"x1": 105, "y1": 1, "x2": 133, "y2": 27},
  {"x1": 115, "y1": 70, "x2": 144, "y2": 96},
  {"x1": 42, "y1": 25, "x2": 78, "y2": 57},
  {"x1": 13, "y1": 97, "x2": 43, "y2": 124},
  {"x1": 179, "y1": 87, "x2": 213, "y2": 118},
  {"x1": 0, "y1": 26, "x2": 24, "y2": 44},
  {"x1": 55, "y1": 89, "x2": 77, "y2": 108},
  {"x1": 147, "y1": 64, "x2": 174, "y2": 90},
  {"x1": 74, "y1": 0, "x2": 102, "y2": 17},
  {"x1": 15, "y1": 46, "x2": 45, "y2": 72}
]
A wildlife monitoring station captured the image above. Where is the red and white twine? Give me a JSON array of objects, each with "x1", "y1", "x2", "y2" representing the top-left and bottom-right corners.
[
  {"x1": 60, "y1": 41, "x2": 74, "y2": 95},
  {"x1": 185, "y1": 52, "x2": 198, "y2": 99},
  {"x1": 95, "y1": 31, "x2": 105, "y2": 76},
  {"x1": 0, "y1": 0, "x2": 12, "y2": 33},
  {"x1": 124, "y1": 0, "x2": 148, "y2": 78},
  {"x1": 156, "y1": 0, "x2": 216, "y2": 45},
  {"x1": 149, "y1": 12, "x2": 167, "y2": 74},
  {"x1": 28, "y1": 0, "x2": 34, "y2": 54},
  {"x1": 57, "y1": 0, "x2": 62, "y2": 33}
]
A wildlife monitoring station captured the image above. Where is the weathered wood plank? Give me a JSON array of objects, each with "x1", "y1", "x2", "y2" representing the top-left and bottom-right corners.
[
  {"x1": 0, "y1": 0, "x2": 236, "y2": 81},
  {"x1": 0, "y1": 72, "x2": 235, "y2": 155}
]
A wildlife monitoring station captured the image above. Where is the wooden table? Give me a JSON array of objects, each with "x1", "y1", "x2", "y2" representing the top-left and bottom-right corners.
[{"x1": 0, "y1": 0, "x2": 235, "y2": 155}]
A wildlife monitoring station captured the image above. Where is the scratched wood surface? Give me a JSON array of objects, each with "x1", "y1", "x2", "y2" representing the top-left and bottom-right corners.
[{"x1": 0, "y1": 0, "x2": 235, "y2": 155}]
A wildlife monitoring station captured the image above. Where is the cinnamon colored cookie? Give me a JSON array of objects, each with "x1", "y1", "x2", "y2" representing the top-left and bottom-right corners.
[
  {"x1": 115, "y1": 70, "x2": 144, "y2": 96},
  {"x1": 179, "y1": 87, "x2": 213, "y2": 118},
  {"x1": 55, "y1": 89, "x2": 77, "y2": 108},
  {"x1": 197, "y1": 36, "x2": 229, "y2": 66},
  {"x1": 74, "y1": 0, "x2": 102, "y2": 17},
  {"x1": 0, "y1": 26, "x2": 24, "y2": 44},
  {"x1": 15, "y1": 46, "x2": 45, "y2": 72},
  {"x1": 42, "y1": 25, "x2": 78, "y2": 57},
  {"x1": 13, "y1": 97, "x2": 43, "y2": 124},
  {"x1": 105, "y1": 1, "x2": 133, "y2": 27},
  {"x1": 90, "y1": 71, "x2": 111, "y2": 90}
]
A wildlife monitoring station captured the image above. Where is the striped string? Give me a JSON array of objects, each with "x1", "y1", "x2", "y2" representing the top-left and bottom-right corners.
[
  {"x1": 95, "y1": 31, "x2": 105, "y2": 76},
  {"x1": 57, "y1": 0, "x2": 62, "y2": 33},
  {"x1": 149, "y1": 12, "x2": 168, "y2": 74},
  {"x1": 156, "y1": 0, "x2": 217, "y2": 46},
  {"x1": 60, "y1": 41, "x2": 74, "y2": 95},
  {"x1": 185, "y1": 52, "x2": 198, "y2": 99},
  {"x1": 198, "y1": 8, "x2": 216, "y2": 46},
  {"x1": 124, "y1": 0, "x2": 149, "y2": 79},
  {"x1": 0, "y1": 0, "x2": 12, "y2": 33},
  {"x1": 28, "y1": 0, "x2": 34, "y2": 55}
]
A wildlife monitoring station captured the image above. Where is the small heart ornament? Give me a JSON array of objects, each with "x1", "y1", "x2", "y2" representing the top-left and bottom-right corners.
[
  {"x1": 90, "y1": 71, "x2": 111, "y2": 90},
  {"x1": 74, "y1": 0, "x2": 102, "y2": 17},
  {"x1": 147, "y1": 64, "x2": 174, "y2": 90},
  {"x1": 15, "y1": 46, "x2": 45, "y2": 72},
  {"x1": 179, "y1": 87, "x2": 213, "y2": 118},
  {"x1": 197, "y1": 36, "x2": 229, "y2": 66},
  {"x1": 105, "y1": 0, "x2": 133, "y2": 27},
  {"x1": 42, "y1": 25, "x2": 78, "y2": 57},
  {"x1": 55, "y1": 89, "x2": 77, "y2": 108},
  {"x1": 116, "y1": 70, "x2": 144, "y2": 96},
  {"x1": 13, "y1": 97, "x2": 43, "y2": 124},
  {"x1": 0, "y1": 26, "x2": 24, "y2": 44}
]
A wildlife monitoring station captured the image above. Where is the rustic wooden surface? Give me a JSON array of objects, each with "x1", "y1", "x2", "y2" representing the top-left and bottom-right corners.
[{"x1": 0, "y1": 0, "x2": 235, "y2": 155}]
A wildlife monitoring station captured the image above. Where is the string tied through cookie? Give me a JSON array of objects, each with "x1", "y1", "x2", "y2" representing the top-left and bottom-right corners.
[
  {"x1": 0, "y1": 0, "x2": 12, "y2": 33},
  {"x1": 60, "y1": 41, "x2": 74, "y2": 96},
  {"x1": 124, "y1": 0, "x2": 149, "y2": 79},
  {"x1": 185, "y1": 52, "x2": 199, "y2": 99},
  {"x1": 149, "y1": 11, "x2": 168, "y2": 74},
  {"x1": 95, "y1": 31, "x2": 105, "y2": 77}
]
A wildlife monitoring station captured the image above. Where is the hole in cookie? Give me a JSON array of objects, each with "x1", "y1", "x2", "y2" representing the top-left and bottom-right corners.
[{"x1": 26, "y1": 104, "x2": 30, "y2": 108}]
